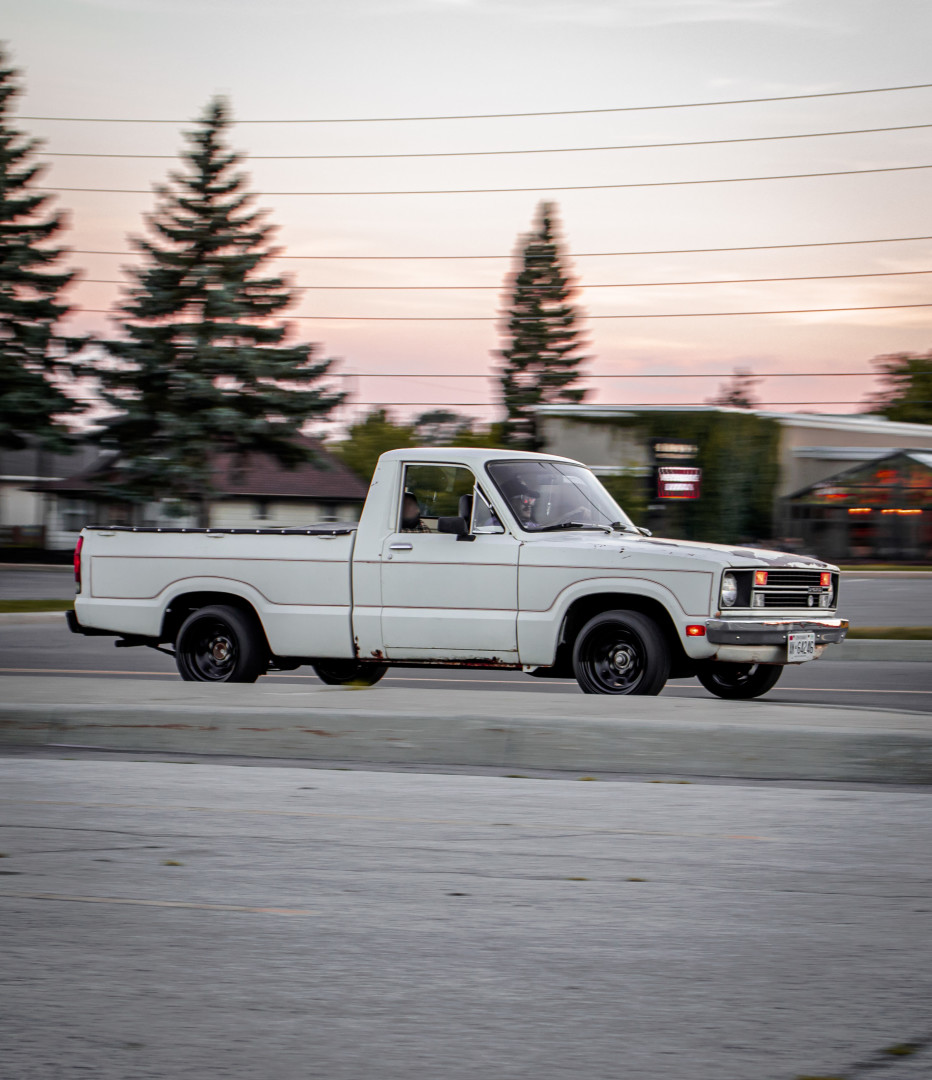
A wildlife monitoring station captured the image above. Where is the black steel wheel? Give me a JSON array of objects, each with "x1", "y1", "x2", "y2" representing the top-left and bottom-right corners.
[
  {"x1": 571, "y1": 610, "x2": 670, "y2": 695},
  {"x1": 312, "y1": 660, "x2": 388, "y2": 686},
  {"x1": 696, "y1": 662, "x2": 783, "y2": 700},
  {"x1": 175, "y1": 604, "x2": 267, "y2": 683}
]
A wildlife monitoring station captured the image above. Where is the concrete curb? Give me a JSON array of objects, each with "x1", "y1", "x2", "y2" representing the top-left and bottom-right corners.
[{"x1": 2, "y1": 679, "x2": 930, "y2": 785}]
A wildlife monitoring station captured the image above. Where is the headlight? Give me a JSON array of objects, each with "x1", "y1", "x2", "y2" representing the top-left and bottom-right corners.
[{"x1": 721, "y1": 572, "x2": 738, "y2": 607}]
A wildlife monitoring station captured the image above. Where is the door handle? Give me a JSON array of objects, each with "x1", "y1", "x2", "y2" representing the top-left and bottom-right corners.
[{"x1": 389, "y1": 543, "x2": 413, "y2": 551}]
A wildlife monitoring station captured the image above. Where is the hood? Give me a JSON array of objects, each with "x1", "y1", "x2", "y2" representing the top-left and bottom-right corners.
[{"x1": 519, "y1": 530, "x2": 837, "y2": 572}]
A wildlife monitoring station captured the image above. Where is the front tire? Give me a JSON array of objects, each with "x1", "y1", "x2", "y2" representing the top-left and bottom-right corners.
[
  {"x1": 572, "y1": 610, "x2": 670, "y2": 695},
  {"x1": 312, "y1": 660, "x2": 388, "y2": 687},
  {"x1": 176, "y1": 604, "x2": 267, "y2": 683},
  {"x1": 696, "y1": 662, "x2": 782, "y2": 700}
]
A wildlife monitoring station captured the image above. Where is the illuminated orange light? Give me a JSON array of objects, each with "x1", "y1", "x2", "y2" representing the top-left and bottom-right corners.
[
  {"x1": 686, "y1": 625, "x2": 706, "y2": 637},
  {"x1": 820, "y1": 573, "x2": 831, "y2": 587},
  {"x1": 754, "y1": 570, "x2": 768, "y2": 586},
  {"x1": 848, "y1": 508, "x2": 872, "y2": 514}
]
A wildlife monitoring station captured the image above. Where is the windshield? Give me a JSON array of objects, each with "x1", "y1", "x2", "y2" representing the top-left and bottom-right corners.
[{"x1": 486, "y1": 460, "x2": 636, "y2": 533}]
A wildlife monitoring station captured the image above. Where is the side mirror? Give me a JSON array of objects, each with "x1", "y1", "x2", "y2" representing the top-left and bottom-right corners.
[{"x1": 437, "y1": 515, "x2": 468, "y2": 536}]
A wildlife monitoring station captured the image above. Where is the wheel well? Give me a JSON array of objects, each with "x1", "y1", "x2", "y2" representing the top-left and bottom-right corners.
[
  {"x1": 161, "y1": 592, "x2": 268, "y2": 651},
  {"x1": 555, "y1": 593, "x2": 689, "y2": 676}
]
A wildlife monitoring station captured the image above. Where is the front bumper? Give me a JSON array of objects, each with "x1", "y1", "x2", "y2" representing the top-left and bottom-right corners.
[
  {"x1": 706, "y1": 618, "x2": 848, "y2": 647},
  {"x1": 704, "y1": 618, "x2": 848, "y2": 665}
]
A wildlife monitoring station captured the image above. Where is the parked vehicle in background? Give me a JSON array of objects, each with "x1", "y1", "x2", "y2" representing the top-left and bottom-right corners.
[{"x1": 69, "y1": 448, "x2": 847, "y2": 698}]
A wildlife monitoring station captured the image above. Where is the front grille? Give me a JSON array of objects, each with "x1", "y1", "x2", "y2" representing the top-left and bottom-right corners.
[
  {"x1": 761, "y1": 591, "x2": 817, "y2": 608},
  {"x1": 753, "y1": 569, "x2": 834, "y2": 610},
  {"x1": 763, "y1": 570, "x2": 824, "y2": 588}
]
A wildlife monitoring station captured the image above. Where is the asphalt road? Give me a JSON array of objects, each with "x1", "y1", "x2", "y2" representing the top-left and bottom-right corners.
[
  {"x1": 2, "y1": 618, "x2": 931, "y2": 713},
  {"x1": 3, "y1": 565, "x2": 932, "y2": 625},
  {"x1": 2, "y1": 757, "x2": 930, "y2": 1080}
]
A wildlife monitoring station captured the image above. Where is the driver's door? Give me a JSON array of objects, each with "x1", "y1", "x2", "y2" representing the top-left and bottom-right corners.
[{"x1": 379, "y1": 463, "x2": 519, "y2": 661}]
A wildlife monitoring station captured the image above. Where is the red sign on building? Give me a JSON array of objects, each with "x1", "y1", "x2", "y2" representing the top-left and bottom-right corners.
[{"x1": 658, "y1": 466, "x2": 701, "y2": 500}]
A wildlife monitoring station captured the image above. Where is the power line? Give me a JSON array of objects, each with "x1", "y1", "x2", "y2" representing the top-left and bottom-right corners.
[
  {"x1": 312, "y1": 372, "x2": 880, "y2": 379},
  {"x1": 40, "y1": 122, "x2": 932, "y2": 160},
  {"x1": 68, "y1": 235, "x2": 932, "y2": 260},
  {"x1": 76, "y1": 269, "x2": 932, "y2": 290},
  {"x1": 80, "y1": 302, "x2": 932, "y2": 320},
  {"x1": 17, "y1": 81, "x2": 932, "y2": 124},
  {"x1": 339, "y1": 403, "x2": 885, "y2": 406},
  {"x1": 39, "y1": 162, "x2": 932, "y2": 196}
]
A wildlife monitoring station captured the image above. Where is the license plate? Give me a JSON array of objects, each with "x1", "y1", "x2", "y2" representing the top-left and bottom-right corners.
[{"x1": 787, "y1": 632, "x2": 816, "y2": 663}]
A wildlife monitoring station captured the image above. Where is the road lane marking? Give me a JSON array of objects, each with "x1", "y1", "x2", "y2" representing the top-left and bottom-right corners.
[
  {"x1": 0, "y1": 891, "x2": 318, "y2": 915},
  {"x1": 1, "y1": 667, "x2": 930, "y2": 694}
]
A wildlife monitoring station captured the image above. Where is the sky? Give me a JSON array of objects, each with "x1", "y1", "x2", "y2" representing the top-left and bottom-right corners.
[{"x1": 4, "y1": 0, "x2": 932, "y2": 430}]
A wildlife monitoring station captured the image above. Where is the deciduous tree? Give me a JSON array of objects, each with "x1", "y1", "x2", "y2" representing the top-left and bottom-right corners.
[
  {"x1": 332, "y1": 409, "x2": 416, "y2": 483},
  {"x1": 867, "y1": 351, "x2": 932, "y2": 423},
  {"x1": 706, "y1": 368, "x2": 761, "y2": 410}
]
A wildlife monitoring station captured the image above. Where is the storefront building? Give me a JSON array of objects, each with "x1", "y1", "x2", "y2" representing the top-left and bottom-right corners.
[{"x1": 784, "y1": 451, "x2": 932, "y2": 561}]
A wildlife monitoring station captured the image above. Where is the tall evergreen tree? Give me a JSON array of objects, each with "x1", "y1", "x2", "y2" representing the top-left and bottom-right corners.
[
  {"x1": 0, "y1": 47, "x2": 82, "y2": 451},
  {"x1": 95, "y1": 98, "x2": 344, "y2": 521},
  {"x1": 496, "y1": 202, "x2": 588, "y2": 450}
]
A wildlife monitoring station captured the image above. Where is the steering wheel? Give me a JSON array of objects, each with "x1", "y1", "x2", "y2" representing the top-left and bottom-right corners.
[{"x1": 552, "y1": 507, "x2": 592, "y2": 526}]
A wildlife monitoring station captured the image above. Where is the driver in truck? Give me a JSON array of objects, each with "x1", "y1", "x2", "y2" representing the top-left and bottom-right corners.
[{"x1": 401, "y1": 491, "x2": 430, "y2": 533}]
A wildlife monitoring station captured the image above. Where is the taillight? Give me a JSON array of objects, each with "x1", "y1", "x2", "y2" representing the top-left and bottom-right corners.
[{"x1": 74, "y1": 535, "x2": 83, "y2": 592}]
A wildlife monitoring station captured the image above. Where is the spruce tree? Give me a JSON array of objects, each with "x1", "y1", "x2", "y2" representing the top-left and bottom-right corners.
[
  {"x1": 497, "y1": 202, "x2": 588, "y2": 450},
  {"x1": 0, "y1": 47, "x2": 82, "y2": 451},
  {"x1": 95, "y1": 98, "x2": 344, "y2": 521}
]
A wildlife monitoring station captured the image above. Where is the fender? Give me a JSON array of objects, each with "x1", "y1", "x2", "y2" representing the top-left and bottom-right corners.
[
  {"x1": 157, "y1": 577, "x2": 354, "y2": 659},
  {"x1": 76, "y1": 575, "x2": 271, "y2": 640},
  {"x1": 517, "y1": 574, "x2": 697, "y2": 667}
]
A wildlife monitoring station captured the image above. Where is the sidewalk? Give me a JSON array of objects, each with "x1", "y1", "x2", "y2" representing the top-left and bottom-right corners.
[{"x1": 2, "y1": 676, "x2": 930, "y2": 784}]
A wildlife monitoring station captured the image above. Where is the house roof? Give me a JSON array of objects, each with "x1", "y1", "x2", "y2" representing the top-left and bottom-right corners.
[
  {"x1": 0, "y1": 439, "x2": 104, "y2": 482},
  {"x1": 210, "y1": 440, "x2": 367, "y2": 500},
  {"x1": 535, "y1": 403, "x2": 932, "y2": 439},
  {"x1": 34, "y1": 438, "x2": 369, "y2": 502}
]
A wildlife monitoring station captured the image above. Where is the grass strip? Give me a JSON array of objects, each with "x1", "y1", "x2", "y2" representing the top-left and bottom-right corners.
[
  {"x1": 838, "y1": 564, "x2": 932, "y2": 572},
  {"x1": 0, "y1": 599, "x2": 73, "y2": 613}
]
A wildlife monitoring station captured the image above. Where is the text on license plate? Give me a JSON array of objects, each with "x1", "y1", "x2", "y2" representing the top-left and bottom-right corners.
[{"x1": 787, "y1": 632, "x2": 816, "y2": 662}]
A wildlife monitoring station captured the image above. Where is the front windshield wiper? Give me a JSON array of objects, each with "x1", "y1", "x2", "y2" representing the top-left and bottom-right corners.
[
  {"x1": 537, "y1": 521, "x2": 614, "y2": 533},
  {"x1": 610, "y1": 521, "x2": 640, "y2": 533}
]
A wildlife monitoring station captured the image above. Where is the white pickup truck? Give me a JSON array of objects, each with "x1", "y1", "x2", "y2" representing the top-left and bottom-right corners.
[{"x1": 69, "y1": 446, "x2": 848, "y2": 699}]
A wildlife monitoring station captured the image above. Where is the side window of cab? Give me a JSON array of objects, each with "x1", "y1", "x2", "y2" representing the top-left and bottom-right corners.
[{"x1": 398, "y1": 464, "x2": 476, "y2": 533}]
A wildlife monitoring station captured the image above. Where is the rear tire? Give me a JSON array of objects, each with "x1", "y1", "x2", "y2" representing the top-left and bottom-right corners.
[
  {"x1": 312, "y1": 660, "x2": 388, "y2": 687},
  {"x1": 175, "y1": 604, "x2": 267, "y2": 683},
  {"x1": 696, "y1": 662, "x2": 782, "y2": 700},
  {"x1": 572, "y1": 610, "x2": 670, "y2": 695}
]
